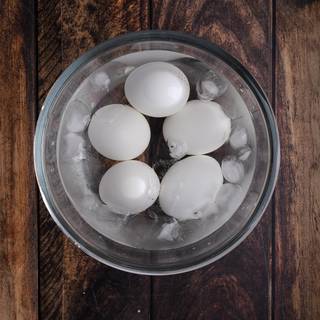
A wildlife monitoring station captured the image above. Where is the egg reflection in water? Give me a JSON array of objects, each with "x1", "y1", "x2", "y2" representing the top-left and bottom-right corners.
[
  {"x1": 124, "y1": 62, "x2": 190, "y2": 117},
  {"x1": 159, "y1": 155, "x2": 223, "y2": 221},
  {"x1": 99, "y1": 161, "x2": 160, "y2": 215},
  {"x1": 88, "y1": 104, "x2": 150, "y2": 161},
  {"x1": 163, "y1": 100, "x2": 231, "y2": 159}
]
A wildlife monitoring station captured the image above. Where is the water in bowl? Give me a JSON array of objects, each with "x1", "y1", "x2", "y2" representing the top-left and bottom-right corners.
[{"x1": 57, "y1": 50, "x2": 256, "y2": 250}]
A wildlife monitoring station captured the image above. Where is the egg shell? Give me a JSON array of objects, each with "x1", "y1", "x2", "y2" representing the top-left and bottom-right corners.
[
  {"x1": 163, "y1": 100, "x2": 231, "y2": 158},
  {"x1": 159, "y1": 155, "x2": 223, "y2": 220},
  {"x1": 124, "y1": 62, "x2": 190, "y2": 117},
  {"x1": 99, "y1": 160, "x2": 160, "y2": 215},
  {"x1": 88, "y1": 104, "x2": 150, "y2": 160}
]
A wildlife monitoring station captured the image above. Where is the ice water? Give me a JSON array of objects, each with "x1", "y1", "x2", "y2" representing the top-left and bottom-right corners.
[{"x1": 57, "y1": 50, "x2": 256, "y2": 250}]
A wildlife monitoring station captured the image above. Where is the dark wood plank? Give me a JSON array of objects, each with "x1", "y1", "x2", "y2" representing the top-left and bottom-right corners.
[
  {"x1": 0, "y1": 1, "x2": 38, "y2": 319},
  {"x1": 60, "y1": 0, "x2": 151, "y2": 67},
  {"x1": 151, "y1": 1, "x2": 273, "y2": 319},
  {"x1": 38, "y1": 1, "x2": 64, "y2": 318},
  {"x1": 38, "y1": 1, "x2": 151, "y2": 319},
  {"x1": 274, "y1": 1, "x2": 320, "y2": 319}
]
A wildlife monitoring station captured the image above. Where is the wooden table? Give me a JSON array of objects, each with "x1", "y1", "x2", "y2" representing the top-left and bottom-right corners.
[{"x1": 1, "y1": 0, "x2": 319, "y2": 319}]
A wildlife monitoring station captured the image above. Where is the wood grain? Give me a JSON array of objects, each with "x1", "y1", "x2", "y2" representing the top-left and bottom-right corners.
[
  {"x1": 151, "y1": 1, "x2": 273, "y2": 319},
  {"x1": 0, "y1": 1, "x2": 38, "y2": 319},
  {"x1": 38, "y1": 1, "x2": 64, "y2": 318},
  {"x1": 37, "y1": 1, "x2": 151, "y2": 319},
  {"x1": 274, "y1": 1, "x2": 320, "y2": 319},
  {"x1": 33, "y1": 0, "x2": 320, "y2": 319},
  {"x1": 61, "y1": 0, "x2": 150, "y2": 67}
]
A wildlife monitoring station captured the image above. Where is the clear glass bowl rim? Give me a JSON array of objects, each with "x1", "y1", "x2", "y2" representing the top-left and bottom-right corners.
[{"x1": 34, "y1": 30, "x2": 280, "y2": 275}]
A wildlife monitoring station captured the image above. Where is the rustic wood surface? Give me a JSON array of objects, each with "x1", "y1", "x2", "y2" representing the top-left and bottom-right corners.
[
  {"x1": 275, "y1": 1, "x2": 320, "y2": 319},
  {"x1": 0, "y1": 0, "x2": 319, "y2": 319},
  {"x1": 0, "y1": 1, "x2": 38, "y2": 320}
]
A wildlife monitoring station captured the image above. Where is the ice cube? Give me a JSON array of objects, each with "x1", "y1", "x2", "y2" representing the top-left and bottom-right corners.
[
  {"x1": 201, "y1": 183, "x2": 245, "y2": 221},
  {"x1": 238, "y1": 146, "x2": 252, "y2": 161},
  {"x1": 91, "y1": 72, "x2": 111, "y2": 90},
  {"x1": 197, "y1": 199, "x2": 220, "y2": 218},
  {"x1": 72, "y1": 144, "x2": 87, "y2": 162},
  {"x1": 215, "y1": 183, "x2": 244, "y2": 211},
  {"x1": 205, "y1": 183, "x2": 245, "y2": 224},
  {"x1": 229, "y1": 127, "x2": 248, "y2": 149},
  {"x1": 222, "y1": 157, "x2": 245, "y2": 183},
  {"x1": 66, "y1": 100, "x2": 91, "y2": 133},
  {"x1": 198, "y1": 80, "x2": 219, "y2": 98},
  {"x1": 100, "y1": 61, "x2": 134, "y2": 81},
  {"x1": 63, "y1": 133, "x2": 85, "y2": 159},
  {"x1": 196, "y1": 70, "x2": 228, "y2": 101},
  {"x1": 58, "y1": 160, "x2": 89, "y2": 205},
  {"x1": 158, "y1": 220, "x2": 180, "y2": 241},
  {"x1": 72, "y1": 79, "x2": 104, "y2": 109}
]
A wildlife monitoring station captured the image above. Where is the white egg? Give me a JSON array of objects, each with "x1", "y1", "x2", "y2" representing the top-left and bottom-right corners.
[
  {"x1": 88, "y1": 104, "x2": 150, "y2": 160},
  {"x1": 99, "y1": 161, "x2": 160, "y2": 215},
  {"x1": 163, "y1": 100, "x2": 231, "y2": 159},
  {"x1": 124, "y1": 62, "x2": 190, "y2": 117},
  {"x1": 159, "y1": 155, "x2": 223, "y2": 221}
]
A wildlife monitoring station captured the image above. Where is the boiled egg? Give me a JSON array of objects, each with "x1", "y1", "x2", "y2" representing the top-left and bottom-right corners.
[
  {"x1": 124, "y1": 62, "x2": 190, "y2": 117},
  {"x1": 88, "y1": 104, "x2": 150, "y2": 160},
  {"x1": 163, "y1": 100, "x2": 231, "y2": 159},
  {"x1": 99, "y1": 160, "x2": 160, "y2": 215},
  {"x1": 159, "y1": 155, "x2": 223, "y2": 220}
]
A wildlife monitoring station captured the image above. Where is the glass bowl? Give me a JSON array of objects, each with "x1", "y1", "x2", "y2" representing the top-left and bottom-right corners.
[{"x1": 34, "y1": 31, "x2": 280, "y2": 275}]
